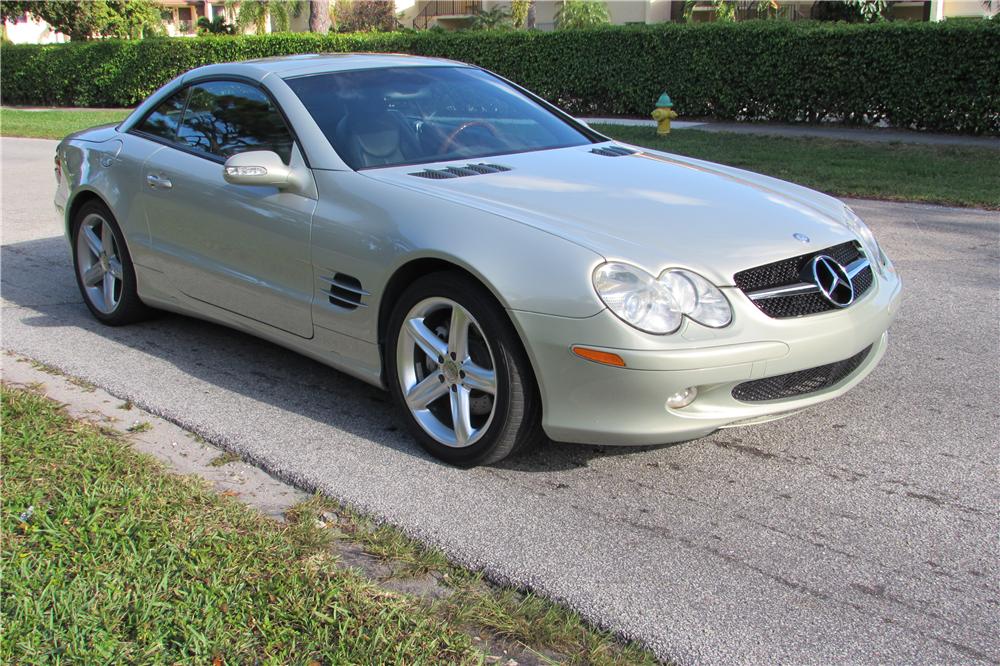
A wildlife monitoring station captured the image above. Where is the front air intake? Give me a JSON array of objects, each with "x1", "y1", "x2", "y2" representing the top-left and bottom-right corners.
[{"x1": 732, "y1": 345, "x2": 873, "y2": 402}]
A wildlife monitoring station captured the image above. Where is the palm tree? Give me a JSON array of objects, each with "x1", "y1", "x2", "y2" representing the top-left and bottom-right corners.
[
  {"x1": 470, "y1": 5, "x2": 513, "y2": 29},
  {"x1": 309, "y1": 0, "x2": 331, "y2": 32},
  {"x1": 226, "y1": 0, "x2": 303, "y2": 34}
]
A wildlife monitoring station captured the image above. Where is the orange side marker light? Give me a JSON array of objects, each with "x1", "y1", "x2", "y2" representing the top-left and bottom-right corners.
[{"x1": 572, "y1": 346, "x2": 626, "y2": 367}]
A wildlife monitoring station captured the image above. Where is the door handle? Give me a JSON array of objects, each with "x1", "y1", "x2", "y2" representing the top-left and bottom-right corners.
[{"x1": 146, "y1": 174, "x2": 173, "y2": 190}]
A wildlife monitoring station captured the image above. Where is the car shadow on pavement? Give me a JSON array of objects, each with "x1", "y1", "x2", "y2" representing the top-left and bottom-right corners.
[{"x1": 2, "y1": 236, "x2": 675, "y2": 472}]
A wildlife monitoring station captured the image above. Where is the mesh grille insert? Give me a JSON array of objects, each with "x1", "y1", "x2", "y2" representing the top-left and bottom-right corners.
[
  {"x1": 732, "y1": 345, "x2": 873, "y2": 402},
  {"x1": 735, "y1": 241, "x2": 874, "y2": 318}
]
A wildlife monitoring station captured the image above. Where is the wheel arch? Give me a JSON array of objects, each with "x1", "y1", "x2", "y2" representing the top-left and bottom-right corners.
[
  {"x1": 376, "y1": 256, "x2": 542, "y2": 402},
  {"x1": 65, "y1": 188, "x2": 112, "y2": 239},
  {"x1": 377, "y1": 256, "x2": 511, "y2": 346}
]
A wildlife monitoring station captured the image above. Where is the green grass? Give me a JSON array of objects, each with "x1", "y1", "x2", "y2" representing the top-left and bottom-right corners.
[
  {"x1": 208, "y1": 451, "x2": 242, "y2": 467},
  {"x1": 125, "y1": 420, "x2": 153, "y2": 433},
  {"x1": 1, "y1": 386, "x2": 477, "y2": 664},
  {"x1": 0, "y1": 107, "x2": 130, "y2": 140},
  {"x1": 596, "y1": 125, "x2": 1000, "y2": 210},
  {"x1": 1, "y1": 385, "x2": 661, "y2": 665}
]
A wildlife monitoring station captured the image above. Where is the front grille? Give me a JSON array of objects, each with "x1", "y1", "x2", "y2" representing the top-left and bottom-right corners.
[
  {"x1": 853, "y1": 265, "x2": 874, "y2": 295},
  {"x1": 751, "y1": 292, "x2": 833, "y2": 319},
  {"x1": 734, "y1": 241, "x2": 873, "y2": 318},
  {"x1": 732, "y1": 345, "x2": 872, "y2": 402}
]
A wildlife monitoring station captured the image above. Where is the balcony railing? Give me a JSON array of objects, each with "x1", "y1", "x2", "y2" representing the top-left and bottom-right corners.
[{"x1": 413, "y1": 0, "x2": 482, "y2": 29}]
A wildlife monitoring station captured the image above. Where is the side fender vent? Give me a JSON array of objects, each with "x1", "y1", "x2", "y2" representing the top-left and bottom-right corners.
[
  {"x1": 590, "y1": 145, "x2": 637, "y2": 157},
  {"x1": 410, "y1": 163, "x2": 512, "y2": 179},
  {"x1": 322, "y1": 273, "x2": 368, "y2": 310}
]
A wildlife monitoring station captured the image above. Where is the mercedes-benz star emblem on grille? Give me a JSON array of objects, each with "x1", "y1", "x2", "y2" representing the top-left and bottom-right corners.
[
  {"x1": 793, "y1": 233, "x2": 810, "y2": 243},
  {"x1": 811, "y1": 255, "x2": 855, "y2": 307}
]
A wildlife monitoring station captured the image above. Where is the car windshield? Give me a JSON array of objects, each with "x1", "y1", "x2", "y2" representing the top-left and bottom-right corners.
[{"x1": 285, "y1": 66, "x2": 595, "y2": 170}]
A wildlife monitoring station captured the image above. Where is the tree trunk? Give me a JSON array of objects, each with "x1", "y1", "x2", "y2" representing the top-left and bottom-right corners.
[
  {"x1": 526, "y1": 0, "x2": 536, "y2": 28},
  {"x1": 310, "y1": 0, "x2": 331, "y2": 32}
]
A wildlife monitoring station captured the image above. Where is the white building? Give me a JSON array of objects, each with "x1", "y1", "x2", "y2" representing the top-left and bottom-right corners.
[{"x1": 4, "y1": 0, "x2": 996, "y2": 44}]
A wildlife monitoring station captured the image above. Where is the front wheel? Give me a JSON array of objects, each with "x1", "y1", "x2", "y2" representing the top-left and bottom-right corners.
[
  {"x1": 71, "y1": 200, "x2": 152, "y2": 326},
  {"x1": 386, "y1": 272, "x2": 542, "y2": 467}
]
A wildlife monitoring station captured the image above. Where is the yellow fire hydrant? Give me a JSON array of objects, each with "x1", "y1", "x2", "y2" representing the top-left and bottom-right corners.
[{"x1": 651, "y1": 92, "x2": 678, "y2": 135}]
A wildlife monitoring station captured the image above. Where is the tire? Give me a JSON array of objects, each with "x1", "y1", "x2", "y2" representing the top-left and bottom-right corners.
[
  {"x1": 386, "y1": 271, "x2": 542, "y2": 467},
  {"x1": 71, "y1": 200, "x2": 153, "y2": 326}
]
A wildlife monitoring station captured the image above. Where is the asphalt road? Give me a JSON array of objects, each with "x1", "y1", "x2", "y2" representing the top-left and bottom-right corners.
[{"x1": 3, "y1": 137, "x2": 998, "y2": 664}]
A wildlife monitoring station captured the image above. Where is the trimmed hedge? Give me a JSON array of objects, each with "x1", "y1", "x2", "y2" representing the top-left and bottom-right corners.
[{"x1": 2, "y1": 21, "x2": 998, "y2": 134}]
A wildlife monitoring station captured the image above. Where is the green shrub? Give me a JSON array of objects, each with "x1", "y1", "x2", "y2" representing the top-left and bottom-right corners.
[{"x1": 2, "y1": 21, "x2": 997, "y2": 134}]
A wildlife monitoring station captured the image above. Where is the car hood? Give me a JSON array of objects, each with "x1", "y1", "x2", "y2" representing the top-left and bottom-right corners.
[{"x1": 360, "y1": 143, "x2": 858, "y2": 285}]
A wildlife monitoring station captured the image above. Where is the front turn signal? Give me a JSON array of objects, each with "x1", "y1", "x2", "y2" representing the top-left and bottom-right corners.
[{"x1": 572, "y1": 346, "x2": 626, "y2": 367}]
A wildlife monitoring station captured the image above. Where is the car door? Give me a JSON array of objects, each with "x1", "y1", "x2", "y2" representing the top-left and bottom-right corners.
[{"x1": 133, "y1": 79, "x2": 316, "y2": 339}]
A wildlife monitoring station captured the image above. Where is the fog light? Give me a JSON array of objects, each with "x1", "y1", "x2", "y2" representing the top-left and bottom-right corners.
[{"x1": 665, "y1": 387, "x2": 697, "y2": 409}]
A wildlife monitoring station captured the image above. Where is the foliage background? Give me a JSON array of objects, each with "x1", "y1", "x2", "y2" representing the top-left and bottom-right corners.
[
  {"x1": 2, "y1": 21, "x2": 997, "y2": 134},
  {"x1": 1, "y1": 0, "x2": 163, "y2": 40}
]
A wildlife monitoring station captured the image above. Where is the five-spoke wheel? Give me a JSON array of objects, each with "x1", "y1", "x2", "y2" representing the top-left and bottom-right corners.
[
  {"x1": 397, "y1": 297, "x2": 498, "y2": 448},
  {"x1": 387, "y1": 272, "x2": 542, "y2": 466},
  {"x1": 71, "y1": 200, "x2": 151, "y2": 325},
  {"x1": 76, "y1": 213, "x2": 124, "y2": 314}
]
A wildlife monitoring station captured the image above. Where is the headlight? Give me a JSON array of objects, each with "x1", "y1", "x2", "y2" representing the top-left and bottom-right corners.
[
  {"x1": 844, "y1": 206, "x2": 892, "y2": 276},
  {"x1": 593, "y1": 262, "x2": 732, "y2": 334}
]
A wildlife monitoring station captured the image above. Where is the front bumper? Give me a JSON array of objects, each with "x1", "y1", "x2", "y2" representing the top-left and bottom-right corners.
[{"x1": 511, "y1": 268, "x2": 901, "y2": 446}]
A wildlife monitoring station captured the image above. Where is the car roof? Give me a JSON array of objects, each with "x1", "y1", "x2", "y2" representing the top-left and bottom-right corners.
[{"x1": 181, "y1": 53, "x2": 471, "y2": 83}]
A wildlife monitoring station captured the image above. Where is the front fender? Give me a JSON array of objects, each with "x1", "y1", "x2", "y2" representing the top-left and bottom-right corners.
[
  {"x1": 58, "y1": 133, "x2": 167, "y2": 270},
  {"x1": 57, "y1": 138, "x2": 124, "y2": 234},
  {"x1": 309, "y1": 170, "x2": 607, "y2": 344}
]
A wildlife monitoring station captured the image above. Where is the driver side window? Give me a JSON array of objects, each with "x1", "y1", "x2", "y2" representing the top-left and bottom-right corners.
[
  {"x1": 174, "y1": 81, "x2": 294, "y2": 164},
  {"x1": 135, "y1": 89, "x2": 188, "y2": 141}
]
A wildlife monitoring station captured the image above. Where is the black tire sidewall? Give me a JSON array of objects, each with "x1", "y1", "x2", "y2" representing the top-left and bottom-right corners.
[{"x1": 386, "y1": 272, "x2": 531, "y2": 467}]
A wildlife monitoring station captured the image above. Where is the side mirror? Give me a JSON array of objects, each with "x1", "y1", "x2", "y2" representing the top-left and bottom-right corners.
[{"x1": 223, "y1": 150, "x2": 295, "y2": 188}]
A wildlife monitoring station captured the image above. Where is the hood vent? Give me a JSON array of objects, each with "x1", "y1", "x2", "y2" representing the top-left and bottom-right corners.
[
  {"x1": 590, "y1": 145, "x2": 637, "y2": 157},
  {"x1": 322, "y1": 273, "x2": 368, "y2": 310},
  {"x1": 410, "y1": 163, "x2": 512, "y2": 179}
]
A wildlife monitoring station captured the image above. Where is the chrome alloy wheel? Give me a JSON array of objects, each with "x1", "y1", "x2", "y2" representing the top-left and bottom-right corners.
[
  {"x1": 396, "y1": 297, "x2": 498, "y2": 448},
  {"x1": 75, "y1": 213, "x2": 123, "y2": 314}
]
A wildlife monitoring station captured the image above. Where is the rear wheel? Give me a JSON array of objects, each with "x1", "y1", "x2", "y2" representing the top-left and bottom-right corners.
[
  {"x1": 71, "y1": 200, "x2": 152, "y2": 325},
  {"x1": 386, "y1": 272, "x2": 542, "y2": 466}
]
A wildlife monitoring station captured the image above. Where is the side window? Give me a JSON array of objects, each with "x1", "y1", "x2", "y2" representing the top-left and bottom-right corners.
[
  {"x1": 176, "y1": 81, "x2": 294, "y2": 163},
  {"x1": 136, "y1": 89, "x2": 188, "y2": 141}
]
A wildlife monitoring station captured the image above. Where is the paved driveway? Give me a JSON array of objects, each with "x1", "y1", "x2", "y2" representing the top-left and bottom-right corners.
[{"x1": 3, "y1": 137, "x2": 998, "y2": 664}]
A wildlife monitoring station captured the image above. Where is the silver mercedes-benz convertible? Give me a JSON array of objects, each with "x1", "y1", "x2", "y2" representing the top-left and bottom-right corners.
[{"x1": 54, "y1": 54, "x2": 901, "y2": 466}]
